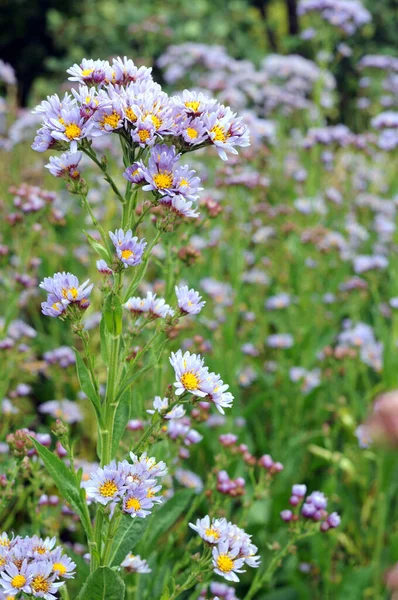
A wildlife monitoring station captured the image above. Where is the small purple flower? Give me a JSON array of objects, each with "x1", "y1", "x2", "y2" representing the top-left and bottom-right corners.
[
  {"x1": 292, "y1": 484, "x2": 307, "y2": 497},
  {"x1": 123, "y1": 163, "x2": 145, "y2": 184},
  {"x1": 280, "y1": 510, "x2": 293, "y2": 522},
  {"x1": 45, "y1": 151, "x2": 82, "y2": 179},
  {"x1": 175, "y1": 285, "x2": 205, "y2": 315},
  {"x1": 307, "y1": 491, "x2": 327, "y2": 510},
  {"x1": 109, "y1": 229, "x2": 147, "y2": 268}
]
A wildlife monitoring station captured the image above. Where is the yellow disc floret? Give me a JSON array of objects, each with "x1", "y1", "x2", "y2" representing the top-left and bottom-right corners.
[
  {"x1": 62, "y1": 287, "x2": 78, "y2": 300},
  {"x1": 126, "y1": 497, "x2": 141, "y2": 511},
  {"x1": 153, "y1": 171, "x2": 173, "y2": 189},
  {"x1": 81, "y1": 68, "x2": 94, "y2": 77},
  {"x1": 53, "y1": 563, "x2": 67, "y2": 575},
  {"x1": 185, "y1": 101, "x2": 200, "y2": 112},
  {"x1": 181, "y1": 372, "x2": 200, "y2": 391},
  {"x1": 11, "y1": 574, "x2": 26, "y2": 589},
  {"x1": 64, "y1": 123, "x2": 82, "y2": 140},
  {"x1": 211, "y1": 124, "x2": 229, "y2": 142},
  {"x1": 138, "y1": 129, "x2": 150, "y2": 143},
  {"x1": 186, "y1": 127, "x2": 198, "y2": 139},
  {"x1": 101, "y1": 111, "x2": 121, "y2": 129},
  {"x1": 125, "y1": 107, "x2": 137, "y2": 122},
  {"x1": 31, "y1": 575, "x2": 50, "y2": 593},
  {"x1": 205, "y1": 527, "x2": 220, "y2": 541},
  {"x1": 99, "y1": 479, "x2": 118, "y2": 498},
  {"x1": 121, "y1": 249, "x2": 133, "y2": 260},
  {"x1": 216, "y1": 554, "x2": 234, "y2": 573}
]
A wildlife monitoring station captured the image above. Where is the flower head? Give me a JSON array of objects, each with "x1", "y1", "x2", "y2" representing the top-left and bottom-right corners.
[{"x1": 109, "y1": 229, "x2": 147, "y2": 268}]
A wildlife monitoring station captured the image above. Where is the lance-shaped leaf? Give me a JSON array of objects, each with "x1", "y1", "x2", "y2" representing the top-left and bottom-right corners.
[
  {"x1": 109, "y1": 515, "x2": 148, "y2": 567},
  {"x1": 76, "y1": 566, "x2": 125, "y2": 600}
]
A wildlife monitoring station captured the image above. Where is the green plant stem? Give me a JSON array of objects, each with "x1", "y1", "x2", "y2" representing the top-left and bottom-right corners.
[
  {"x1": 82, "y1": 145, "x2": 125, "y2": 205},
  {"x1": 102, "y1": 510, "x2": 122, "y2": 566}
]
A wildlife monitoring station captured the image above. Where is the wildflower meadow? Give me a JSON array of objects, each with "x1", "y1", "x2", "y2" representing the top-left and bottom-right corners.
[{"x1": 0, "y1": 1, "x2": 397, "y2": 598}]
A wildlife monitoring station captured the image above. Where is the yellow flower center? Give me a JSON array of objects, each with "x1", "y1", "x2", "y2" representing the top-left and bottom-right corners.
[
  {"x1": 121, "y1": 249, "x2": 133, "y2": 260},
  {"x1": 130, "y1": 169, "x2": 139, "y2": 178},
  {"x1": 0, "y1": 557, "x2": 5, "y2": 566},
  {"x1": 126, "y1": 497, "x2": 141, "y2": 511},
  {"x1": 216, "y1": 554, "x2": 234, "y2": 573},
  {"x1": 33, "y1": 546, "x2": 47, "y2": 555},
  {"x1": 99, "y1": 479, "x2": 118, "y2": 498},
  {"x1": 179, "y1": 179, "x2": 189, "y2": 187},
  {"x1": 0, "y1": 538, "x2": 10, "y2": 547},
  {"x1": 211, "y1": 124, "x2": 228, "y2": 142},
  {"x1": 52, "y1": 302, "x2": 61, "y2": 311},
  {"x1": 147, "y1": 488, "x2": 155, "y2": 498},
  {"x1": 153, "y1": 172, "x2": 173, "y2": 189},
  {"x1": 186, "y1": 127, "x2": 198, "y2": 139},
  {"x1": 32, "y1": 575, "x2": 50, "y2": 593},
  {"x1": 62, "y1": 287, "x2": 78, "y2": 300},
  {"x1": 150, "y1": 114, "x2": 162, "y2": 130},
  {"x1": 53, "y1": 563, "x2": 67, "y2": 575},
  {"x1": 81, "y1": 68, "x2": 94, "y2": 77},
  {"x1": 205, "y1": 527, "x2": 220, "y2": 540},
  {"x1": 125, "y1": 107, "x2": 137, "y2": 122},
  {"x1": 138, "y1": 129, "x2": 150, "y2": 143},
  {"x1": 11, "y1": 574, "x2": 26, "y2": 589},
  {"x1": 180, "y1": 372, "x2": 199, "y2": 390},
  {"x1": 65, "y1": 123, "x2": 82, "y2": 140},
  {"x1": 101, "y1": 111, "x2": 120, "y2": 129},
  {"x1": 185, "y1": 100, "x2": 200, "y2": 112}
]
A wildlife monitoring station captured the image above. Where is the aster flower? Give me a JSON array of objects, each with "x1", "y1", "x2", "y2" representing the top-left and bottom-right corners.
[
  {"x1": 202, "y1": 105, "x2": 250, "y2": 161},
  {"x1": 40, "y1": 272, "x2": 93, "y2": 306},
  {"x1": 178, "y1": 116, "x2": 209, "y2": 146},
  {"x1": 45, "y1": 151, "x2": 82, "y2": 179},
  {"x1": 169, "y1": 350, "x2": 210, "y2": 397},
  {"x1": 169, "y1": 196, "x2": 200, "y2": 219},
  {"x1": 84, "y1": 461, "x2": 126, "y2": 506},
  {"x1": 212, "y1": 542, "x2": 246, "y2": 583},
  {"x1": 49, "y1": 106, "x2": 94, "y2": 152},
  {"x1": 29, "y1": 561, "x2": 64, "y2": 599},
  {"x1": 49, "y1": 549, "x2": 76, "y2": 580},
  {"x1": 189, "y1": 516, "x2": 228, "y2": 544},
  {"x1": 66, "y1": 59, "x2": 111, "y2": 86},
  {"x1": 0, "y1": 560, "x2": 32, "y2": 596},
  {"x1": 123, "y1": 163, "x2": 145, "y2": 184},
  {"x1": 109, "y1": 229, "x2": 147, "y2": 268},
  {"x1": 112, "y1": 56, "x2": 153, "y2": 85},
  {"x1": 175, "y1": 468, "x2": 203, "y2": 492},
  {"x1": 202, "y1": 373, "x2": 234, "y2": 414},
  {"x1": 122, "y1": 485, "x2": 154, "y2": 518},
  {"x1": 38, "y1": 400, "x2": 83, "y2": 424},
  {"x1": 129, "y1": 452, "x2": 168, "y2": 478},
  {"x1": 175, "y1": 286, "x2": 205, "y2": 315},
  {"x1": 121, "y1": 553, "x2": 151, "y2": 573}
]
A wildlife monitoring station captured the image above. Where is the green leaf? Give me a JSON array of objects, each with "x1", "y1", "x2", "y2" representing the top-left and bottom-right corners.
[
  {"x1": 74, "y1": 349, "x2": 101, "y2": 420},
  {"x1": 111, "y1": 389, "x2": 132, "y2": 456},
  {"x1": 104, "y1": 293, "x2": 123, "y2": 337},
  {"x1": 100, "y1": 317, "x2": 110, "y2": 366},
  {"x1": 144, "y1": 489, "x2": 195, "y2": 550},
  {"x1": 30, "y1": 439, "x2": 92, "y2": 543},
  {"x1": 76, "y1": 566, "x2": 125, "y2": 600},
  {"x1": 84, "y1": 230, "x2": 112, "y2": 263},
  {"x1": 109, "y1": 515, "x2": 148, "y2": 567}
]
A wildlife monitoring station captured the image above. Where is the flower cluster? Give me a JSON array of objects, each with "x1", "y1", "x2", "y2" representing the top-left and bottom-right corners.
[
  {"x1": 298, "y1": 0, "x2": 371, "y2": 34},
  {"x1": 0, "y1": 532, "x2": 75, "y2": 599},
  {"x1": 280, "y1": 485, "x2": 341, "y2": 532},
  {"x1": 84, "y1": 452, "x2": 167, "y2": 518},
  {"x1": 109, "y1": 229, "x2": 147, "y2": 269},
  {"x1": 39, "y1": 272, "x2": 93, "y2": 318},
  {"x1": 190, "y1": 516, "x2": 260, "y2": 582},
  {"x1": 169, "y1": 349, "x2": 234, "y2": 413},
  {"x1": 124, "y1": 284, "x2": 205, "y2": 322}
]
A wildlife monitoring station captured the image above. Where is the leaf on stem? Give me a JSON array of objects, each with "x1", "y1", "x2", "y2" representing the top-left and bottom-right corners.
[{"x1": 76, "y1": 566, "x2": 125, "y2": 600}]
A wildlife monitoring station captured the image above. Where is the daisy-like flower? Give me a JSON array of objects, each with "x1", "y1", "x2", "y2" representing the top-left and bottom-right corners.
[
  {"x1": 49, "y1": 106, "x2": 94, "y2": 152},
  {"x1": 0, "y1": 533, "x2": 12, "y2": 549},
  {"x1": 122, "y1": 484, "x2": 154, "y2": 518},
  {"x1": 175, "y1": 285, "x2": 205, "y2": 315},
  {"x1": 45, "y1": 151, "x2": 82, "y2": 179},
  {"x1": 120, "y1": 553, "x2": 151, "y2": 573},
  {"x1": 28, "y1": 536, "x2": 57, "y2": 560},
  {"x1": 31, "y1": 127, "x2": 57, "y2": 153},
  {"x1": 129, "y1": 452, "x2": 168, "y2": 478},
  {"x1": 66, "y1": 59, "x2": 111, "y2": 86},
  {"x1": 84, "y1": 461, "x2": 126, "y2": 506},
  {"x1": 109, "y1": 229, "x2": 147, "y2": 268},
  {"x1": 123, "y1": 295, "x2": 152, "y2": 316},
  {"x1": 50, "y1": 549, "x2": 76, "y2": 580},
  {"x1": 112, "y1": 56, "x2": 152, "y2": 85},
  {"x1": 203, "y1": 105, "x2": 250, "y2": 161},
  {"x1": 174, "y1": 90, "x2": 218, "y2": 117},
  {"x1": 40, "y1": 272, "x2": 93, "y2": 305},
  {"x1": 175, "y1": 468, "x2": 203, "y2": 493},
  {"x1": 212, "y1": 543, "x2": 246, "y2": 583},
  {"x1": 189, "y1": 516, "x2": 228, "y2": 544},
  {"x1": 123, "y1": 163, "x2": 145, "y2": 184},
  {"x1": 202, "y1": 373, "x2": 234, "y2": 414},
  {"x1": 131, "y1": 120, "x2": 156, "y2": 147},
  {"x1": 141, "y1": 144, "x2": 181, "y2": 197},
  {"x1": 96, "y1": 260, "x2": 113, "y2": 275},
  {"x1": 0, "y1": 560, "x2": 32, "y2": 596},
  {"x1": 147, "y1": 396, "x2": 185, "y2": 420},
  {"x1": 169, "y1": 350, "x2": 210, "y2": 397},
  {"x1": 169, "y1": 196, "x2": 199, "y2": 219},
  {"x1": 29, "y1": 561, "x2": 64, "y2": 599},
  {"x1": 38, "y1": 400, "x2": 82, "y2": 424},
  {"x1": 178, "y1": 116, "x2": 209, "y2": 146}
]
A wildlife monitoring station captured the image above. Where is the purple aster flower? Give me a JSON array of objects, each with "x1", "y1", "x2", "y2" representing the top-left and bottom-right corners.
[
  {"x1": 84, "y1": 461, "x2": 126, "y2": 507},
  {"x1": 178, "y1": 116, "x2": 209, "y2": 146},
  {"x1": 45, "y1": 151, "x2": 82, "y2": 179},
  {"x1": 123, "y1": 163, "x2": 145, "y2": 184},
  {"x1": 169, "y1": 349, "x2": 210, "y2": 398},
  {"x1": 280, "y1": 510, "x2": 293, "y2": 522},
  {"x1": 122, "y1": 484, "x2": 154, "y2": 518},
  {"x1": 28, "y1": 560, "x2": 65, "y2": 598},
  {"x1": 0, "y1": 560, "x2": 32, "y2": 595},
  {"x1": 31, "y1": 127, "x2": 57, "y2": 153},
  {"x1": 109, "y1": 229, "x2": 147, "y2": 268},
  {"x1": 212, "y1": 542, "x2": 246, "y2": 583},
  {"x1": 66, "y1": 58, "x2": 111, "y2": 86},
  {"x1": 112, "y1": 56, "x2": 153, "y2": 85},
  {"x1": 307, "y1": 491, "x2": 327, "y2": 510},
  {"x1": 202, "y1": 105, "x2": 250, "y2": 161},
  {"x1": 39, "y1": 272, "x2": 93, "y2": 315},
  {"x1": 121, "y1": 553, "x2": 151, "y2": 573},
  {"x1": 175, "y1": 285, "x2": 205, "y2": 315},
  {"x1": 169, "y1": 196, "x2": 200, "y2": 219},
  {"x1": 292, "y1": 484, "x2": 307, "y2": 497},
  {"x1": 96, "y1": 259, "x2": 113, "y2": 275},
  {"x1": 49, "y1": 105, "x2": 94, "y2": 152}
]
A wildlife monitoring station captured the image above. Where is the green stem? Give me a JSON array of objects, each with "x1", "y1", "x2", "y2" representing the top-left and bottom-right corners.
[{"x1": 82, "y1": 145, "x2": 125, "y2": 205}]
